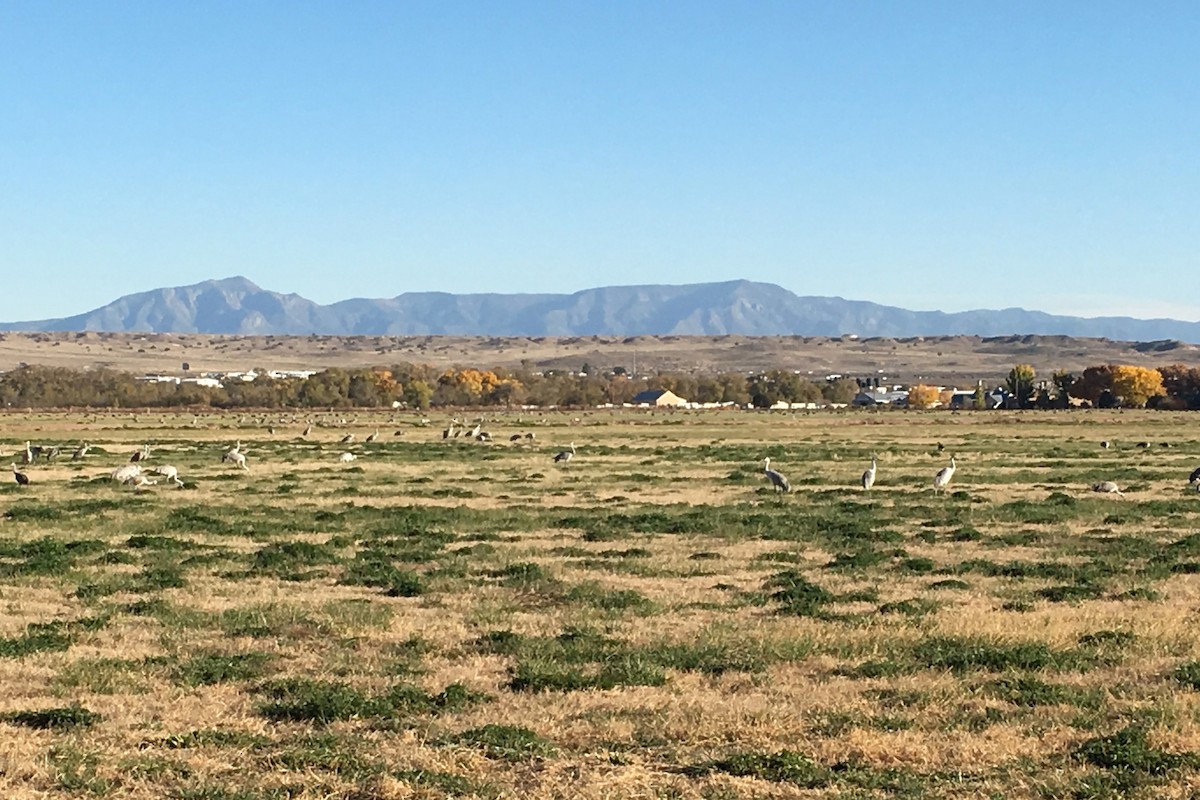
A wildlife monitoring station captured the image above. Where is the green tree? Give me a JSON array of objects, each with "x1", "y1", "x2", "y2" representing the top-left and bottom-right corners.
[
  {"x1": 1051, "y1": 370, "x2": 1075, "y2": 409},
  {"x1": 1005, "y1": 364, "x2": 1036, "y2": 409}
]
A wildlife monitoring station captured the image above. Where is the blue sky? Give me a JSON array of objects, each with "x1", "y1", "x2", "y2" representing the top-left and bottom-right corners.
[{"x1": 2, "y1": 2, "x2": 1198, "y2": 322}]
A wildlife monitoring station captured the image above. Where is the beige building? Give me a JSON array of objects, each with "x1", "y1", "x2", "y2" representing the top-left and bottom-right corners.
[{"x1": 631, "y1": 389, "x2": 688, "y2": 407}]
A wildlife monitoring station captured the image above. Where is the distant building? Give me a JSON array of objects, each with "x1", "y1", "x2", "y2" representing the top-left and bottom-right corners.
[
  {"x1": 852, "y1": 388, "x2": 910, "y2": 407},
  {"x1": 631, "y1": 389, "x2": 688, "y2": 407}
]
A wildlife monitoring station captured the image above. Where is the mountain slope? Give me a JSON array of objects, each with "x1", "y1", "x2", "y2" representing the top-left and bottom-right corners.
[{"x1": 3, "y1": 277, "x2": 1200, "y2": 342}]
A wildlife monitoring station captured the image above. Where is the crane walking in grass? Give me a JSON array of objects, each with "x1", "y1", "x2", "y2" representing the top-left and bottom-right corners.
[
  {"x1": 933, "y1": 457, "x2": 956, "y2": 494},
  {"x1": 762, "y1": 457, "x2": 791, "y2": 494},
  {"x1": 554, "y1": 443, "x2": 576, "y2": 465}
]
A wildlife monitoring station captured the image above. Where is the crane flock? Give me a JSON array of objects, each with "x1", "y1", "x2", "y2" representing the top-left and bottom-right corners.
[{"x1": 4, "y1": 419, "x2": 1198, "y2": 502}]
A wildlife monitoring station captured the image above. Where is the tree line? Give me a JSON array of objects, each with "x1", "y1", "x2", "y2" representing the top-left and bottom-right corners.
[
  {"x1": 1002, "y1": 363, "x2": 1200, "y2": 409},
  {"x1": 0, "y1": 364, "x2": 858, "y2": 410},
  {"x1": 1, "y1": 362, "x2": 1197, "y2": 410}
]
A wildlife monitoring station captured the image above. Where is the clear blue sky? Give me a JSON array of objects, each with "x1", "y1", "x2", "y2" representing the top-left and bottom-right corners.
[{"x1": 2, "y1": 1, "x2": 1198, "y2": 322}]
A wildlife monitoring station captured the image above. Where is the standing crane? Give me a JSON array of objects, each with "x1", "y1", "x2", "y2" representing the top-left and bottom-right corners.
[
  {"x1": 11, "y1": 463, "x2": 30, "y2": 487},
  {"x1": 553, "y1": 442, "x2": 577, "y2": 465},
  {"x1": 762, "y1": 457, "x2": 791, "y2": 493},
  {"x1": 861, "y1": 457, "x2": 877, "y2": 490},
  {"x1": 933, "y1": 457, "x2": 956, "y2": 494}
]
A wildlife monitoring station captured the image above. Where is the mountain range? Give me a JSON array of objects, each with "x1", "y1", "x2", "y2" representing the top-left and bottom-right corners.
[{"x1": 4, "y1": 277, "x2": 1200, "y2": 342}]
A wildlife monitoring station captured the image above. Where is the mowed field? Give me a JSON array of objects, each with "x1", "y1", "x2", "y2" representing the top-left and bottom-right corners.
[{"x1": 3, "y1": 408, "x2": 1200, "y2": 799}]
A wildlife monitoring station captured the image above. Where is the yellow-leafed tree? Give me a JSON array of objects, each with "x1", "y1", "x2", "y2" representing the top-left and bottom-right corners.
[
  {"x1": 907, "y1": 384, "x2": 940, "y2": 409},
  {"x1": 1111, "y1": 365, "x2": 1165, "y2": 408}
]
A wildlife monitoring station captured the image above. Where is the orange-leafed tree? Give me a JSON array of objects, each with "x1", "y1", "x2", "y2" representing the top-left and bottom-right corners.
[
  {"x1": 907, "y1": 384, "x2": 940, "y2": 409},
  {"x1": 1111, "y1": 365, "x2": 1165, "y2": 408}
]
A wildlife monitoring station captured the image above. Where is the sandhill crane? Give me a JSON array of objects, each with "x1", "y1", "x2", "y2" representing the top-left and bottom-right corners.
[
  {"x1": 861, "y1": 457, "x2": 877, "y2": 490},
  {"x1": 44, "y1": 446, "x2": 61, "y2": 462},
  {"x1": 365, "y1": 429, "x2": 379, "y2": 443},
  {"x1": 222, "y1": 442, "x2": 248, "y2": 471},
  {"x1": 11, "y1": 464, "x2": 29, "y2": 487},
  {"x1": 340, "y1": 433, "x2": 355, "y2": 445},
  {"x1": 762, "y1": 457, "x2": 790, "y2": 493},
  {"x1": 1092, "y1": 481, "x2": 1124, "y2": 496},
  {"x1": 509, "y1": 434, "x2": 522, "y2": 443},
  {"x1": 936, "y1": 442, "x2": 945, "y2": 453},
  {"x1": 339, "y1": 452, "x2": 357, "y2": 463},
  {"x1": 21, "y1": 442, "x2": 33, "y2": 465},
  {"x1": 468, "y1": 421, "x2": 482, "y2": 439},
  {"x1": 525, "y1": 432, "x2": 536, "y2": 442},
  {"x1": 129, "y1": 444, "x2": 151, "y2": 463},
  {"x1": 476, "y1": 432, "x2": 492, "y2": 443},
  {"x1": 302, "y1": 424, "x2": 313, "y2": 437},
  {"x1": 72, "y1": 443, "x2": 91, "y2": 461},
  {"x1": 1189, "y1": 467, "x2": 1200, "y2": 485},
  {"x1": 1100, "y1": 440, "x2": 1111, "y2": 449},
  {"x1": 554, "y1": 443, "x2": 577, "y2": 465},
  {"x1": 933, "y1": 457, "x2": 956, "y2": 494},
  {"x1": 152, "y1": 465, "x2": 185, "y2": 488},
  {"x1": 111, "y1": 463, "x2": 143, "y2": 484}
]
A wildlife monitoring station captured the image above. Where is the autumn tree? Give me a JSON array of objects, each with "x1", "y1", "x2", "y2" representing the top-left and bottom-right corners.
[
  {"x1": 906, "y1": 384, "x2": 940, "y2": 409},
  {"x1": 1158, "y1": 364, "x2": 1200, "y2": 408},
  {"x1": 1110, "y1": 365, "x2": 1165, "y2": 408},
  {"x1": 1005, "y1": 364, "x2": 1037, "y2": 409}
]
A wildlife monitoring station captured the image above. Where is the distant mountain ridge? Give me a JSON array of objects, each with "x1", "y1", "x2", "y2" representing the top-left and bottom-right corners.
[{"x1": 4, "y1": 276, "x2": 1200, "y2": 342}]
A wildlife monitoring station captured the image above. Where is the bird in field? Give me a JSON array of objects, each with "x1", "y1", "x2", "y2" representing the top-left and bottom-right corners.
[
  {"x1": 1092, "y1": 481, "x2": 1124, "y2": 496},
  {"x1": 762, "y1": 457, "x2": 790, "y2": 493},
  {"x1": 1100, "y1": 440, "x2": 1111, "y2": 449},
  {"x1": 861, "y1": 457, "x2": 877, "y2": 490},
  {"x1": 554, "y1": 443, "x2": 576, "y2": 465},
  {"x1": 222, "y1": 442, "x2": 248, "y2": 471},
  {"x1": 11, "y1": 463, "x2": 29, "y2": 487},
  {"x1": 72, "y1": 443, "x2": 91, "y2": 461},
  {"x1": 933, "y1": 457, "x2": 956, "y2": 494},
  {"x1": 365, "y1": 429, "x2": 379, "y2": 443},
  {"x1": 302, "y1": 424, "x2": 313, "y2": 437},
  {"x1": 129, "y1": 444, "x2": 151, "y2": 463},
  {"x1": 152, "y1": 465, "x2": 185, "y2": 488},
  {"x1": 1189, "y1": 467, "x2": 1200, "y2": 485},
  {"x1": 111, "y1": 463, "x2": 144, "y2": 485},
  {"x1": 340, "y1": 433, "x2": 355, "y2": 445}
]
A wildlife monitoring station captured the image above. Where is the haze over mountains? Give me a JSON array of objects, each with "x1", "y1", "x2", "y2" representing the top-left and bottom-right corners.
[{"x1": 4, "y1": 277, "x2": 1200, "y2": 343}]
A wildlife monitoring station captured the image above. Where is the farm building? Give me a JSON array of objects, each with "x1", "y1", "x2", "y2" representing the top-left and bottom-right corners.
[{"x1": 631, "y1": 389, "x2": 689, "y2": 407}]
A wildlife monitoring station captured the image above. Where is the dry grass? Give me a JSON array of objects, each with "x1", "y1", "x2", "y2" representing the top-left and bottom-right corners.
[
  {"x1": 1, "y1": 407, "x2": 1200, "y2": 798},
  {"x1": 2, "y1": 329, "x2": 1198, "y2": 384}
]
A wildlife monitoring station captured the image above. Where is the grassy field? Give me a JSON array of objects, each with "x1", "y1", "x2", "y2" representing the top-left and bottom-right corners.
[{"x1": 2, "y1": 407, "x2": 1200, "y2": 799}]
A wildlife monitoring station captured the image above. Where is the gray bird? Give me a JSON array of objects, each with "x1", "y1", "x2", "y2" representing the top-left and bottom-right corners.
[
  {"x1": 554, "y1": 442, "x2": 577, "y2": 465},
  {"x1": 933, "y1": 457, "x2": 956, "y2": 494},
  {"x1": 861, "y1": 457, "x2": 877, "y2": 490},
  {"x1": 763, "y1": 457, "x2": 790, "y2": 493}
]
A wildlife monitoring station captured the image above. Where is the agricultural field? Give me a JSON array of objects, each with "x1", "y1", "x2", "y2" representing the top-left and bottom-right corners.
[{"x1": 2, "y1": 407, "x2": 1200, "y2": 799}]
